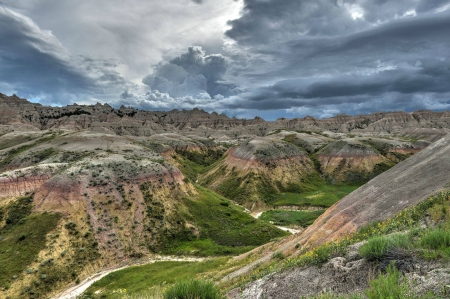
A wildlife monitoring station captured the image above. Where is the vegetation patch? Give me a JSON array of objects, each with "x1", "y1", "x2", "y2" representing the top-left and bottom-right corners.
[
  {"x1": 259, "y1": 210, "x2": 325, "y2": 227},
  {"x1": 164, "y1": 279, "x2": 223, "y2": 299},
  {"x1": 174, "y1": 149, "x2": 226, "y2": 182},
  {"x1": 31, "y1": 148, "x2": 56, "y2": 163},
  {"x1": 0, "y1": 210, "x2": 61, "y2": 289},
  {"x1": 2, "y1": 196, "x2": 33, "y2": 229},
  {"x1": 271, "y1": 184, "x2": 360, "y2": 208},
  {"x1": 83, "y1": 259, "x2": 228, "y2": 298},
  {"x1": 162, "y1": 186, "x2": 288, "y2": 256}
]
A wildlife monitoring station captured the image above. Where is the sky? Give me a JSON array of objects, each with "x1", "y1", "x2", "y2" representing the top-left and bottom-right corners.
[{"x1": 1, "y1": 0, "x2": 450, "y2": 120}]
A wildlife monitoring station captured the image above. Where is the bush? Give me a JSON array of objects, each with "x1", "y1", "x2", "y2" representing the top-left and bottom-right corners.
[
  {"x1": 365, "y1": 263, "x2": 410, "y2": 299},
  {"x1": 359, "y1": 234, "x2": 410, "y2": 262},
  {"x1": 164, "y1": 279, "x2": 223, "y2": 299},
  {"x1": 419, "y1": 228, "x2": 450, "y2": 250},
  {"x1": 359, "y1": 236, "x2": 391, "y2": 261}
]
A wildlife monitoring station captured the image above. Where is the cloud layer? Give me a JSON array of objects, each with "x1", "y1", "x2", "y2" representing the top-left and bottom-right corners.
[{"x1": 1, "y1": 0, "x2": 450, "y2": 119}]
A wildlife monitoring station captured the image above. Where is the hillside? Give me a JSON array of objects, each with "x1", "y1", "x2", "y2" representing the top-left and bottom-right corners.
[
  {"x1": 0, "y1": 129, "x2": 286, "y2": 298},
  {"x1": 221, "y1": 132, "x2": 450, "y2": 296},
  {"x1": 1, "y1": 94, "x2": 450, "y2": 299}
]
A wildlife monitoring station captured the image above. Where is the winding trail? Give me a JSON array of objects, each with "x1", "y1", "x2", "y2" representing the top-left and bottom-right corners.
[
  {"x1": 51, "y1": 255, "x2": 206, "y2": 299},
  {"x1": 251, "y1": 210, "x2": 302, "y2": 234}
]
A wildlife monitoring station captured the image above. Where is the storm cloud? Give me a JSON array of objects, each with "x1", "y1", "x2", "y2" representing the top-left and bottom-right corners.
[
  {"x1": 1, "y1": 0, "x2": 450, "y2": 118},
  {"x1": 222, "y1": 0, "x2": 450, "y2": 117}
]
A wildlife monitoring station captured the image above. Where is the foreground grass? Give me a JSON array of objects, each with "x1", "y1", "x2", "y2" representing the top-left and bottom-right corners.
[
  {"x1": 164, "y1": 279, "x2": 223, "y2": 299},
  {"x1": 163, "y1": 186, "x2": 288, "y2": 256},
  {"x1": 308, "y1": 263, "x2": 441, "y2": 299},
  {"x1": 259, "y1": 210, "x2": 325, "y2": 227},
  {"x1": 359, "y1": 227, "x2": 450, "y2": 262},
  {"x1": 83, "y1": 259, "x2": 229, "y2": 299},
  {"x1": 0, "y1": 197, "x2": 61, "y2": 288}
]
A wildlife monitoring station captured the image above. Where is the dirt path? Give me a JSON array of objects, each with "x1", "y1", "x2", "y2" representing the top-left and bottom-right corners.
[
  {"x1": 251, "y1": 210, "x2": 302, "y2": 234},
  {"x1": 51, "y1": 255, "x2": 207, "y2": 299},
  {"x1": 275, "y1": 226, "x2": 302, "y2": 234}
]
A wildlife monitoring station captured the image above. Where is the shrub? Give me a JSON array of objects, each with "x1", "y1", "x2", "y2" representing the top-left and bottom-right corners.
[
  {"x1": 365, "y1": 263, "x2": 410, "y2": 299},
  {"x1": 359, "y1": 234, "x2": 410, "y2": 262},
  {"x1": 359, "y1": 236, "x2": 391, "y2": 261},
  {"x1": 272, "y1": 251, "x2": 284, "y2": 260},
  {"x1": 419, "y1": 228, "x2": 450, "y2": 250},
  {"x1": 164, "y1": 279, "x2": 223, "y2": 299}
]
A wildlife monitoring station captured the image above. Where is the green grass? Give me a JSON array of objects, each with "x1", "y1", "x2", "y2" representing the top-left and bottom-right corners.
[
  {"x1": 359, "y1": 233, "x2": 411, "y2": 261},
  {"x1": 271, "y1": 184, "x2": 360, "y2": 208},
  {"x1": 259, "y1": 210, "x2": 325, "y2": 227},
  {"x1": 174, "y1": 149, "x2": 226, "y2": 182},
  {"x1": 83, "y1": 259, "x2": 229, "y2": 298},
  {"x1": 164, "y1": 279, "x2": 223, "y2": 299},
  {"x1": 419, "y1": 228, "x2": 450, "y2": 250},
  {"x1": 163, "y1": 186, "x2": 288, "y2": 256},
  {"x1": 3, "y1": 196, "x2": 33, "y2": 229},
  {"x1": 0, "y1": 212, "x2": 61, "y2": 288},
  {"x1": 307, "y1": 262, "x2": 442, "y2": 299},
  {"x1": 365, "y1": 263, "x2": 407, "y2": 299}
]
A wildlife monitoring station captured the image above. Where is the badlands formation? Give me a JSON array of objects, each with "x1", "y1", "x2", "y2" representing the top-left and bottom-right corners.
[{"x1": 1, "y1": 93, "x2": 450, "y2": 298}]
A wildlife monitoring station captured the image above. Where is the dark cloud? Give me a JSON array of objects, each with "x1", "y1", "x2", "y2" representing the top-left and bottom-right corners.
[
  {"x1": 416, "y1": 0, "x2": 450, "y2": 13},
  {"x1": 143, "y1": 46, "x2": 238, "y2": 98},
  {"x1": 222, "y1": 1, "x2": 450, "y2": 116},
  {"x1": 1, "y1": 0, "x2": 450, "y2": 119},
  {"x1": 0, "y1": 6, "x2": 132, "y2": 105}
]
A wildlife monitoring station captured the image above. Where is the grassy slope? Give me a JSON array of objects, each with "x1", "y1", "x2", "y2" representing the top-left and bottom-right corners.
[
  {"x1": 84, "y1": 258, "x2": 228, "y2": 298},
  {"x1": 163, "y1": 186, "x2": 288, "y2": 256},
  {"x1": 0, "y1": 197, "x2": 61, "y2": 288},
  {"x1": 270, "y1": 184, "x2": 361, "y2": 208},
  {"x1": 0, "y1": 132, "x2": 59, "y2": 171}
]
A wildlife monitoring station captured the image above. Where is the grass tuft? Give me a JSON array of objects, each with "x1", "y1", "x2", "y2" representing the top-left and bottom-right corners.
[
  {"x1": 419, "y1": 228, "x2": 450, "y2": 250},
  {"x1": 164, "y1": 279, "x2": 223, "y2": 299}
]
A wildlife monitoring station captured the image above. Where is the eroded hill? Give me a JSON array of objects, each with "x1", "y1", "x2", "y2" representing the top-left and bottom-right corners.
[{"x1": 1, "y1": 94, "x2": 449, "y2": 299}]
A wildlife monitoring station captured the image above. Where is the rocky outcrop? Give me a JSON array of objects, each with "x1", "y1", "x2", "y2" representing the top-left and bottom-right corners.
[
  {"x1": 2, "y1": 94, "x2": 450, "y2": 139},
  {"x1": 228, "y1": 242, "x2": 450, "y2": 299}
]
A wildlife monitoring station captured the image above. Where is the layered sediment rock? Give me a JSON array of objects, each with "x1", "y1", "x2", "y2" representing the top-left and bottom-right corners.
[
  {"x1": 2, "y1": 94, "x2": 450, "y2": 139},
  {"x1": 202, "y1": 137, "x2": 316, "y2": 210}
]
